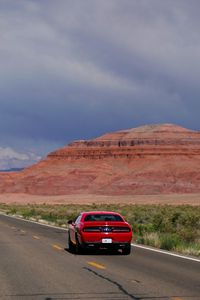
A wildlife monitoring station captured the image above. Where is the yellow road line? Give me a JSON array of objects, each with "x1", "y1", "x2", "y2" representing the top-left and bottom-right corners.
[
  {"x1": 87, "y1": 261, "x2": 106, "y2": 270},
  {"x1": 172, "y1": 297, "x2": 183, "y2": 300},
  {"x1": 33, "y1": 235, "x2": 40, "y2": 240},
  {"x1": 52, "y1": 244, "x2": 63, "y2": 251}
]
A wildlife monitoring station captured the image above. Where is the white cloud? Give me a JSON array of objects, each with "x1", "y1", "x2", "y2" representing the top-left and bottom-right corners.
[{"x1": 0, "y1": 147, "x2": 41, "y2": 170}]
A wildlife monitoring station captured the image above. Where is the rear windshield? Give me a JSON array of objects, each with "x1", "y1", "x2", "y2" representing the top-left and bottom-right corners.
[{"x1": 84, "y1": 214, "x2": 123, "y2": 222}]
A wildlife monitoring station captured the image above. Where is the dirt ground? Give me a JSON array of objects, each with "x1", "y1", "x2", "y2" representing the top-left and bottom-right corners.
[{"x1": 0, "y1": 193, "x2": 199, "y2": 205}]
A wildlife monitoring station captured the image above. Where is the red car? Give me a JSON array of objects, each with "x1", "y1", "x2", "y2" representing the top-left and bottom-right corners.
[{"x1": 68, "y1": 211, "x2": 132, "y2": 255}]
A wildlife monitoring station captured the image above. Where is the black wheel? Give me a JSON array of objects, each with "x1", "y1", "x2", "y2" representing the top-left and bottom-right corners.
[
  {"x1": 68, "y1": 232, "x2": 75, "y2": 253},
  {"x1": 122, "y1": 244, "x2": 131, "y2": 255},
  {"x1": 75, "y1": 235, "x2": 82, "y2": 254}
]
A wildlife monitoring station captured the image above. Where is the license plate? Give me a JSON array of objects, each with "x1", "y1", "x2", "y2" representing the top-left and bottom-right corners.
[{"x1": 102, "y1": 238, "x2": 112, "y2": 243}]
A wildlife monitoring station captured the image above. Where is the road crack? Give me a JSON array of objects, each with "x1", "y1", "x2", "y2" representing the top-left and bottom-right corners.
[{"x1": 84, "y1": 267, "x2": 140, "y2": 300}]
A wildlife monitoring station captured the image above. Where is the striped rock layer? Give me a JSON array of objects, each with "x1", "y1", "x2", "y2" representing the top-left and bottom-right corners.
[{"x1": 0, "y1": 124, "x2": 200, "y2": 195}]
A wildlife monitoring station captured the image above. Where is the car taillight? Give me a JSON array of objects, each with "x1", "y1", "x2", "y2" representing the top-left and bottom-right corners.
[
  {"x1": 83, "y1": 227, "x2": 101, "y2": 232},
  {"x1": 112, "y1": 227, "x2": 131, "y2": 232}
]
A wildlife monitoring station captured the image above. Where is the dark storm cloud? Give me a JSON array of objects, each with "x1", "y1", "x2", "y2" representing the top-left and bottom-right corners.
[{"x1": 0, "y1": 0, "x2": 200, "y2": 159}]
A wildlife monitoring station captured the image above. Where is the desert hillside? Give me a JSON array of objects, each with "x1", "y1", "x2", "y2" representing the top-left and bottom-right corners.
[{"x1": 0, "y1": 123, "x2": 200, "y2": 195}]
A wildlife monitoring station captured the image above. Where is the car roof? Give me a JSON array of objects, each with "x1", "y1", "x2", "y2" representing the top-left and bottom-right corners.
[
  {"x1": 80, "y1": 211, "x2": 124, "y2": 220},
  {"x1": 81, "y1": 211, "x2": 121, "y2": 215}
]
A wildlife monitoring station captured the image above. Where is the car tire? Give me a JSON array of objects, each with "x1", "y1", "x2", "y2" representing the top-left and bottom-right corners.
[
  {"x1": 68, "y1": 232, "x2": 75, "y2": 253},
  {"x1": 122, "y1": 244, "x2": 131, "y2": 255},
  {"x1": 75, "y1": 235, "x2": 82, "y2": 254}
]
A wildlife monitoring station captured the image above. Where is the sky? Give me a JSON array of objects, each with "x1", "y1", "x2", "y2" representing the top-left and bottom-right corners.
[{"x1": 1, "y1": 0, "x2": 200, "y2": 168}]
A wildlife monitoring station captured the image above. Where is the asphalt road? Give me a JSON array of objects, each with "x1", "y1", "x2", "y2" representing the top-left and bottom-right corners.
[{"x1": 0, "y1": 214, "x2": 199, "y2": 300}]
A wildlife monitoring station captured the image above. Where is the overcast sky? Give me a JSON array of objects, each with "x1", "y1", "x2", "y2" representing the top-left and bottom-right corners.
[{"x1": 1, "y1": 0, "x2": 200, "y2": 166}]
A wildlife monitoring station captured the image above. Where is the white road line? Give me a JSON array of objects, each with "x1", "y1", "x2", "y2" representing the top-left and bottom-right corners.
[
  {"x1": 132, "y1": 243, "x2": 200, "y2": 263},
  {"x1": 1, "y1": 212, "x2": 200, "y2": 263},
  {"x1": 0, "y1": 212, "x2": 67, "y2": 231}
]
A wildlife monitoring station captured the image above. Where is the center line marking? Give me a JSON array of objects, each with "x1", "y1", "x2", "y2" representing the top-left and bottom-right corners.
[
  {"x1": 52, "y1": 244, "x2": 62, "y2": 251},
  {"x1": 33, "y1": 235, "x2": 40, "y2": 240},
  {"x1": 87, "y1": 261, "x2": 106, "y2": 270}
]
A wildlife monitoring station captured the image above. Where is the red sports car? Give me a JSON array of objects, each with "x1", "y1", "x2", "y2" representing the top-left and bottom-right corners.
[{"x1": 68, "y1": 211, "x2": 132, "y2": 254}]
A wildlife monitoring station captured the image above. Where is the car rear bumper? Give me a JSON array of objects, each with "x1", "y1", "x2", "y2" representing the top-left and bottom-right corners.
[{"x1": 81, "y1": 241, "x2": 131, "y2": 250}]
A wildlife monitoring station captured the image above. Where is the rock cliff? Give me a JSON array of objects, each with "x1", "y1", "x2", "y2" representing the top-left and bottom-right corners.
[{"x1": 0, "y1": 124, "x2": 200, "y2": 195}]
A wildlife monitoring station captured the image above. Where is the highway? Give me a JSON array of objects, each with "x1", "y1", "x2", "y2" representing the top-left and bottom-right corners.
[{"x1": 0, "y1": 214, "x2": 199, "y2": 300}]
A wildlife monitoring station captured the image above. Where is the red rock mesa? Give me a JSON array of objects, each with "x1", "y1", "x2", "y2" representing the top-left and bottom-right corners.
[{"x1": 0, "y1": 124, "x2": 200, "y2": 195}]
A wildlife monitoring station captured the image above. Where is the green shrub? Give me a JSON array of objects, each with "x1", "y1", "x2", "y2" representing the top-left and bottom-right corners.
[
  {"x1": 0, "y1": 203, "x2": 199, "y2": 256},
  {"x1": 160, "y1": 234, "x2": 180, "y2": 251}
]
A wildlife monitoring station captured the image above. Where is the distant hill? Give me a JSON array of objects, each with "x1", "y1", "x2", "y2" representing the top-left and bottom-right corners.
[
  {"x1": 0, "y1": 168, "x2": 23, "y2": 172},
  {"x1": 0, "y1": 123, "x2": 200, "y2": 195}
]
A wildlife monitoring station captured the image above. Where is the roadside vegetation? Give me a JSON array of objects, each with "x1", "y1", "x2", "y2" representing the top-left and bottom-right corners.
[{"x1": 0, "y1": 203, "x2": 199, "y2": 256}]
